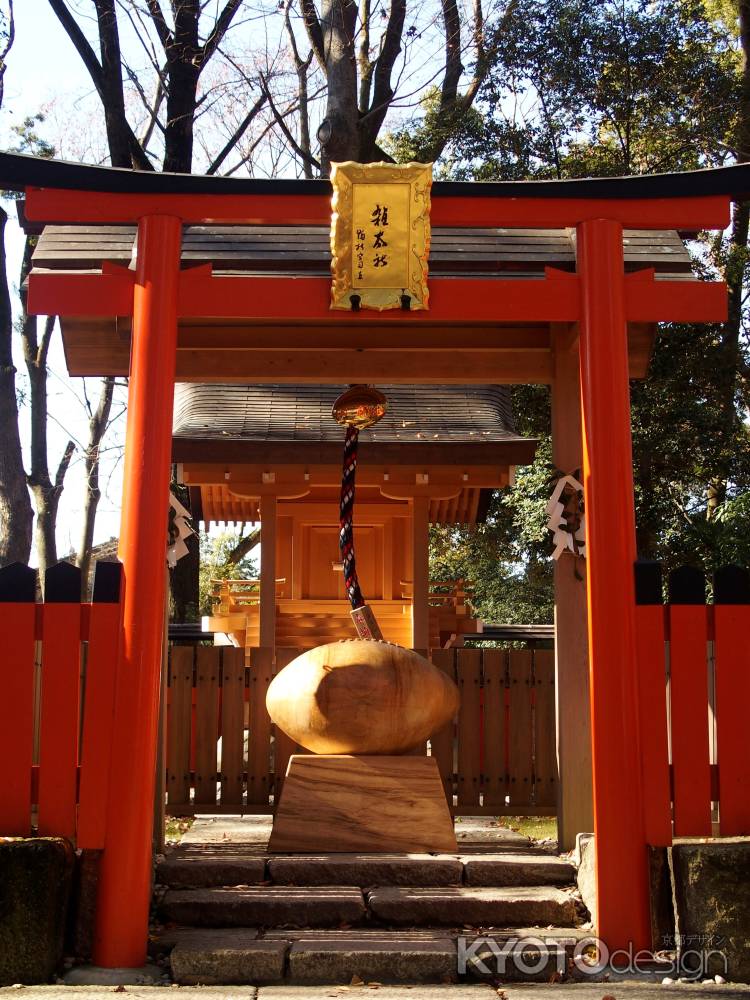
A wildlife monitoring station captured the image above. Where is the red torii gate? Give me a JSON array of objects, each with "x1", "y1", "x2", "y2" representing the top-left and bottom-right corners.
[{"x1": 9, "y1": 151, "x2": 740, "y2": 968}]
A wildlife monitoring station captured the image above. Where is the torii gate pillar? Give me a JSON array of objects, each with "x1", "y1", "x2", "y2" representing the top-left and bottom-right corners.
[
  {"x1": 577, "y1": 218, "x2": 650, "y2": 950},
  {"x1": 93, "y1": 215, "x2": 182, "y2": 967}
]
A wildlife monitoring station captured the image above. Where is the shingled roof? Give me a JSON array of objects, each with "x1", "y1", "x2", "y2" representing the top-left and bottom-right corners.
[
  {"x1": 33, "y1": 224, "x2": 693, "y2": 277},
  {"x1": 172, "y1": 383, "x2": 536, "y2": 467}
]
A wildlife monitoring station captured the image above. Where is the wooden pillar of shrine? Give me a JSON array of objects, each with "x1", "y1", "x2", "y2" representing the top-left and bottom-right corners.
[
  {"x1": 411, "y1": 496, "x2": 430, "y2": 650},
  {"x1": 260, "y1": 494, "x2": 277, "y2": 651},
  {"x1": 551, "y1": 324, "x2": 593, "y2": 850}
]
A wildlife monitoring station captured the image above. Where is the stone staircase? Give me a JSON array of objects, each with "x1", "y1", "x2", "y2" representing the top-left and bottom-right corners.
[{"x1": 152, "y1": 821, "x2": 587, "y2": 986}]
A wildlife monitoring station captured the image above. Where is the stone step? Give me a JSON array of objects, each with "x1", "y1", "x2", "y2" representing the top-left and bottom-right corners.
[
  {"x1": 157, "y1": 846, "x2": 574, "y2": 889},
  {"x1": 461, "y1": 854, "x2": 576, "y2": 887},
  {"x1": 287, "y1": 932, "x2": 457, "y2": 983},
  {"x1": 267, "y1": 854, "x2": 462, "y2": 887},
  {"x1": 168, "y1": 928, "x2": 286, "y2": 985},
  {"x1": 367, "y1": 886, "x2": 581, "y2": 927},
  {"x1": 157, "y1": 848, "x2": 267, "y2": 888},
  {"x1": 162, "y1": 926, "x2": 590, "y2": 986},
  {"x1": 159, "y1": 886, "x2": 367, "y2": 928}
]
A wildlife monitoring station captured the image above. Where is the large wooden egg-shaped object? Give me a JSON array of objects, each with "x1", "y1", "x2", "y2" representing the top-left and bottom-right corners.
[{"x1": 266, "y1": 640, "x2": 460, "y2": 754}]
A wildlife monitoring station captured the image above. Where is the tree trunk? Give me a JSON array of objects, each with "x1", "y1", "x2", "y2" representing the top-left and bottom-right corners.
[
  {"x1": 77, "y1": 376, "x2": 115, "y2": 598},
  {"x1": 19, "y1": 239, "x2": 74, "y2": 578},
  {"x1": 0, "y1": 207, "x2": 33, "y2": 566},
  {"x1": 162, "y1": 2, "x2": 201, "y2": 173},
  {"x1": 317, "y1": 0, "x2": 360, "y2": 170}
]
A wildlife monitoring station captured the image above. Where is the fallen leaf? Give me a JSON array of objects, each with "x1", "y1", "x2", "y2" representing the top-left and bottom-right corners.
[{"x1": 350, "y1": 974, "x2": 364, "y2": 986}]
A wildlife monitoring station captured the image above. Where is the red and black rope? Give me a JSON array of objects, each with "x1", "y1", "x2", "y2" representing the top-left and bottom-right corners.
[{"x1": 339, "y1": 423, "x2": 364, "y2": 609}]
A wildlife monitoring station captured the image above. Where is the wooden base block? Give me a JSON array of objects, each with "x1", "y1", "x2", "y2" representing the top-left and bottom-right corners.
[{"x1": 269, "y1": 755, "x2": 457, "y2": 853}]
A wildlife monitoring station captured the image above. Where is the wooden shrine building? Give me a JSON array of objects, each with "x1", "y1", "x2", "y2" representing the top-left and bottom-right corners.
[
  {"x1": 2, "y1": 151, "x2": 748, "y2": 972},
  {"x1": 173, "y1": 383, "x2": 534, "y2": 651}
]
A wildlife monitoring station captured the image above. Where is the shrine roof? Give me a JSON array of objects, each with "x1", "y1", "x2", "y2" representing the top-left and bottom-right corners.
[
  {"x1": 31, "y1": 222, "x2": 692, "y2": 276},
  {"x1": 172, "y1": 383, "x2": 535, "y2": 466},
  {"x1": 4, "y1": 150, "x2": 750, "y2": 201}
]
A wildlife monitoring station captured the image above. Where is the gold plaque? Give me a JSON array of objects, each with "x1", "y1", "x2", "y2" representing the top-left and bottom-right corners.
[{"x1": 330, "y1": 161, "x2": 432, "y2": 311}]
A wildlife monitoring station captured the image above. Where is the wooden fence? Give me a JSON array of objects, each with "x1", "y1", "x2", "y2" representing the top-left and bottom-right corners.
[
  {"x1": 0, "y1": 560, "x2": 123, "y2": 845},
  {"x1": 165, "y1": 645, "x2": 558, "y2": 817},
  {"x1": 635, "y1": 561, "x2": 750, "y2": 843}
]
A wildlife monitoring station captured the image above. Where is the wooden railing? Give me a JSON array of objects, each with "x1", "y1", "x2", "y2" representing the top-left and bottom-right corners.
[
  {"x1": 165, "y1": 645, "x2": 557, "y2": 817},
  {"x1": 635, "y1": 561, "x2": 750, "y2": 842},
  {"x1": 0, "y1": 560, "x2": 123, "y2": 846}
]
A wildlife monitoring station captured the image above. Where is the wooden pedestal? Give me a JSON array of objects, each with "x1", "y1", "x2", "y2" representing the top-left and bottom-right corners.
[{"x1": 269, "y1": 754, "x2": 457, "y2": 853}]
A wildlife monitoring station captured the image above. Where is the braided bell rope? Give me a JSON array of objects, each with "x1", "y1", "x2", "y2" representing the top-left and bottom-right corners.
[{"x1": 339, "y1": 423, "x2": 364, "y2": 609}]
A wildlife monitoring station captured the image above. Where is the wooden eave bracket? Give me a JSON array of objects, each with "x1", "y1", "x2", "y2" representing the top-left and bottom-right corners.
[
  {"x1": 624, "y1": 268, "x2": 727, "y2": 323},
  {"x1": 27, "y1": 261, "x2": 135, "y2": 317}
]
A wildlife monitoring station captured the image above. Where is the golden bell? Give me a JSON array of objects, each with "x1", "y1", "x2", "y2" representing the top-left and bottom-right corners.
[{"x1": 332, "y1": 385, "x2": 387, "y2": 430}]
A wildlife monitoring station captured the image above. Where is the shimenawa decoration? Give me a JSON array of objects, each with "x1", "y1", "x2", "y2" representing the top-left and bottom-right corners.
[{"x1": 330, "y1": 161, "x2": 432, "y2": 311}]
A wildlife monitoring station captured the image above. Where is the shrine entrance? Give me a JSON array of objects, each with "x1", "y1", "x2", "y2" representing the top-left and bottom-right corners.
[{"x1": 6, "y1": 150, "x2": 741, "y2": 968}]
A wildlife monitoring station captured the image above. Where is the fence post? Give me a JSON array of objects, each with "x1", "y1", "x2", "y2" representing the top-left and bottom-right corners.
[
  {"x1": 634, "y1": 561, "x2": 672, "y2": 846},
  {"x1": 38, "y1": 562, "x2": 82, "y2": 840},
  {"x1": 77, "y1": 562, "x2": 124, "y2": 849},
  {"x1": 0, "y1": 563, "x2": 37, "y2": 835},
  {"x1": 668, "y1": 566, "x2": 712, "y2": 837},
  {"x1": 713, "y1": 565, "x2": 750, "y2": 835}
]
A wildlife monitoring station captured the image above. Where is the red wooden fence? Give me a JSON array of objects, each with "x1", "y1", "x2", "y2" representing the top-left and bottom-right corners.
[
  {"x1": 0, "y1": 560, "x2": 123, "y2": 847},
  {"x1": 635, "y1": 561, "x2": 750, "y2": 843}
]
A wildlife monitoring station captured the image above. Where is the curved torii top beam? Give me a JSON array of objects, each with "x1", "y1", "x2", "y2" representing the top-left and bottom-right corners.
[{"x1": 0, "y1": 150, "x2": 742, "y2": 229}]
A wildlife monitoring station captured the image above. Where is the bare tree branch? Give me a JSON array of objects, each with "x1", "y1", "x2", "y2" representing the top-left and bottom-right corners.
[
  {"x1": 260, "y1": 73, "x2": 321, "y2": 172},
  {"x1": 361, "y1": 0, "x2": 406, "y2": 151},
  {"x1": 145, "y1": 0, "x2": 172, "y2": 49},
  {"x1": 55, "y1": 439, "x2": 75, "y2": 491},
  {"x1": 202, "y1": 0, "x2": 243, "y2": 63},
  {"x1": 300, "y1": 0, "x2": 326, "y2": 70},
  {"x1": 47, "y1": 0, "x2": 106, "y2": 93},
  {"x1": 0, "y1": 0, "x2": 15, "y2": 110},
  {"x1": 47, "y1": 0, "x2": 152, "y2": 168},
  {"x1": 76, "y1": 376, "x2": 115, "y2": 598},
  {"x1": 439, "y1": 0, "x2": 463, "y2": 109},
  {"x1": 357, "y1": 0, "x2": 373, "y2": 112},
  {"x1": 207, "y1": 91, "x2": 267, "y2": 174},
  {"x1": 284, "y1": 3, "x2": 315, "y2": 177}
]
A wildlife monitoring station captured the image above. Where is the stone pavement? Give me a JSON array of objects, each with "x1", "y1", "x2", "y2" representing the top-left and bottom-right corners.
[
  {"x1": 178, "y1": 816, "x2": 539, "y2": 850},
  {"x1": 2, "y1": 982, "x2": 750, "y2": 998}
]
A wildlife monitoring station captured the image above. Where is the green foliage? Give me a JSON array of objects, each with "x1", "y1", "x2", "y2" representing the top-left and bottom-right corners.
[
  {"x1": 9, "y1": 114, "x2": 55, "y2": 159},
  {"x1": 430, "y1": 437, "x2": 557, "y2": 624},
  {"x1": 198, "y1": 530, "x2": 258, "y2": 616},
  {"x1": 423, "y1": 0, "x2": 750, "y2": 624}
]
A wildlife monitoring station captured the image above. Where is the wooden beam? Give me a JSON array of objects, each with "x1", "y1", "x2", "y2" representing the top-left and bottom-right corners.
[
  {"x1": 381, "y1": 486, "x2": 462, "y2": 501},
  {"x1": 259, "y1": 494, "x2": 277, "y2": 650},
  {"x1": 550, "y1": 324, "x2": 593, "y2": 851},
  {"x1": 624, "y1": 270, "x2": 727, "y2": 323},
  {"x1": 182, "y1": 462, "x2": 515, "y2": 487},
  {"x1": 174, "y1": 323, "x2": 552, "y2": 351},
  {"x1": 25, "y1": 186, "x2": 731, "y2": 230},
  {"x1": 30, "y1": 271, "x2": 582, "y2": 324},
  {"x1": 171, "y1": 348, "x2": 555, "y2": 384},
  {"x1": 412, "y1": 496, "x2": 430, "y2": 650}
]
